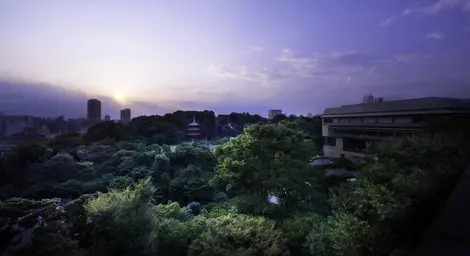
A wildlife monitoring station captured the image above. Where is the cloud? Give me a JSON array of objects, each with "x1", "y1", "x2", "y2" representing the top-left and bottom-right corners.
[
  {"x1": 209, "y1": 49, "x2": 393, "y2": 84},
  {"x1": 426, "y1": 32, "x2": 446, "y2": 39},
  {"x1": 402, "y1": 8, "x2": 413, "y2": 16},
  {"x1": 393, "y1": 53, "x2": 432, "y2": 63},
  {"x1": 206, "y1": 49, "x2": 469, "y2": 115},
  {"x1": 0, "y1": 79, "x2": 173, "y2": 118},
  {"x1": 377, "y1": 15, "x2": 400, "y2": 27},
  {"x1": 207, "y1": 65, "x2": 291, "y2": 83},
  {"x1": 277, "y1": 49, "x2": 389, "y2": 78},
  {"x1": 378, "y1": 0, "x2": 470, "y2": 27},
  {"x1": 422, "y1": 0, "x2": 470, "y2": 15},
  {"x1": 251, "y1": 46, "x2": 264, "y2": 51}
]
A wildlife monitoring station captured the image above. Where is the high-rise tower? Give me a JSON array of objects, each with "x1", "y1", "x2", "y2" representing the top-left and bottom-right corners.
[
  {"x1": 120, "y1": 108, "x2": 131, "y2": 123},
  {"x1": 87, "y1": 99, "x2": 102, "y2": 121}
]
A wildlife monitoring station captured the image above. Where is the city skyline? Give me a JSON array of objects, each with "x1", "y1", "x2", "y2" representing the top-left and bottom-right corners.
[{"x1": 1, "y1": 0, "x2": 470, "y2": 117}]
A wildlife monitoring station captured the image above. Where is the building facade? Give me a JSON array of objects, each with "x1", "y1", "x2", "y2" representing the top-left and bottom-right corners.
[
  {"x1": 87, "y1": 99, "x2": 102, "y2": 121},
  {"x1": 322, "y1": 96, "x2": 470, "y2": 162},
  {"x1": 268, "y1": 109, "x2": 282, "y2": 119},
  {"x1": 120, "y1": 108, "x2": 131, "y2": 123},
  {"x1": 104, "y1": 115, "x2": 111, "y2": 121}
]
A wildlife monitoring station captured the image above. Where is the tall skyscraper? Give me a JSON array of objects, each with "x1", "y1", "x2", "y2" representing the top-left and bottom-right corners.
[
  {"x1": 120, "y1": 108, "x2": 131, "y2": 123},
  {"x1": 87, "y1": 99, "x2": 101, "y2": 121}
]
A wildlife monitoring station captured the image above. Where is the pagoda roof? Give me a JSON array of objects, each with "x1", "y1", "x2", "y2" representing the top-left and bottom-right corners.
[{"x1": 188, "y1": 114, "x2": 200, "y2": 126}]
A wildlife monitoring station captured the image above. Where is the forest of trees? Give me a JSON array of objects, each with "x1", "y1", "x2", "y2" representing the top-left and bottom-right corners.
[{"x1": 0, "y1": 115, "x2": 469, "y2": 256}]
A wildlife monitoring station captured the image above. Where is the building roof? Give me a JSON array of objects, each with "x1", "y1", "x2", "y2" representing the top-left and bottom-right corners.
[
  {"x1": 323, "y1": 97, "x2": 470, "y2": 116},
  {"x1": 188, "y1": 114, "x2": 200, "y2": 126}
]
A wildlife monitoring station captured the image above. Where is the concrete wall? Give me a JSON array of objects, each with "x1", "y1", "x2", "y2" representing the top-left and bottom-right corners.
[{"x1": 322, "y1": 125, "x2": 330, "y2": 136}]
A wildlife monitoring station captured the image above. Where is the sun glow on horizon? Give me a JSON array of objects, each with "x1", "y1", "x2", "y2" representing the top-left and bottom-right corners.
[{"x1": 113, "y1": 93, "x2": 128, "y2": 104}]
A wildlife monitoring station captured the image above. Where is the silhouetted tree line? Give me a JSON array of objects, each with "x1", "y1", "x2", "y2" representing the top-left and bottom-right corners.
[{"x1": 81, "y1": 110, "x2": 324, "y2": 149}]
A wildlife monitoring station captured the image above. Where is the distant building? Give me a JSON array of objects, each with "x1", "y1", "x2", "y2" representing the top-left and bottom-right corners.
[
  {"x1": 120, "y1": 108, "x2": 131, "y2": 123},
  {"x1": 186, "y1": 114, "x2": 204, "y2": 140},
  {"x1": 322, "y1": 97, "x2": 470, "y2": 162},
  {"x1": 104, "y1": 115, "x2": 111, "y2": 121},
  {"x1": 87, "y1": 99, "x2": 101, "y2": 121},
  {"x1": 268, "y1": 109, "x2": 282, "y2": 119},
  {"x1": 0, "y1": 115, "x2": 35, "y2": 136}
]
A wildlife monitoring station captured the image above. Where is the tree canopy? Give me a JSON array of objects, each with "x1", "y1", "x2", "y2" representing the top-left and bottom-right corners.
[{"x1": 0, "y1": 114, "x2": 469, "y2": 256}]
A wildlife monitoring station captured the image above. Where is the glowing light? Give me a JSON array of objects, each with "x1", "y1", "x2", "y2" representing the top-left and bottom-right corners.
[{"x1": 113, "y1": 93, "x2": 128, "y2": 104}]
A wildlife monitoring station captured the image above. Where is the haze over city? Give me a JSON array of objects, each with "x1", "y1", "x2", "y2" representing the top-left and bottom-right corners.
[{"x1": 1, "y1": 0, "x2": 470, "y2": 118}]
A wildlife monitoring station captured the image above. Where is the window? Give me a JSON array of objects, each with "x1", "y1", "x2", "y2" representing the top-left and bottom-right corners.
[
  {"x1": 338, "y1": 118, "x2": 349, "y2": 124},
  {"x1": 394, "y1": 116, "x2": 413, "y2": 124},
  {"x1": 323, "y1": 118, "x2": 333, "y2": 123},
  {"x1": 364, "y1": 130, "x2": 378, "y2": 136},
  {"x1": 395, "y1": 131, "x2": 412, "y2": 137},
  {"x1": 378, "y1": 131, "x2": 394, "y2": 137},
  {"x1": 377, "y1": 117, "x2": 393, "y2": 124},
  {"x1": 363, "y1": 117, "x2": 376, "y2": 124},
  {"x1": 348, "y1": 130, "x2": 362, "y2": 135},
  {"x1": 343, "y1": 138, "x2": 367, "y2": 152},
  {"x1": 413, "y1": 115, "x2": 423, "y2": 123},
  {"x1": 349, "y1": 118, "x2": 362, "y2": 124},
  {"x1": 324, "y1": 137, "x2": 336, "y2": 146}
]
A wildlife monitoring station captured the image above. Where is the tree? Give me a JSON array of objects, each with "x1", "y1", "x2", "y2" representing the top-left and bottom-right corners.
[
  {"x1": 281, "y1": 214, "x2": 329, "y2": 256},
  {"x1": 188, "y1": 213, "x2": 284, "y2": 256},
  {"x1": 271, "y1": 114, "x2": 287, "y2": 123},
  {"x1": 213, "y1": 123, "x2": 316, "y2": 204},
  {"x1": 48, "y1": 132, "x2": 83, "y2": 152},
  {"x1": 1, "y1": 141, "x2": 53, "y2": 186},
  {"x1": 85, "y1": 179, "x2": 158, "y2": 255},
  {"x1": 2, "y1": 141, "x2": 52, "y2": 172},
  {"x1": 169, "y1": 165, "x2": 215, "y2": 205},
  {"x1": 329, "y1": 133, "x2": 470, "y2": 255},
  {"x1": 280, "y1": 115, "x2": 323, "y2": 151},
  {"x1": 83, "y1": 121, "x2": 129, "y2": 143}
]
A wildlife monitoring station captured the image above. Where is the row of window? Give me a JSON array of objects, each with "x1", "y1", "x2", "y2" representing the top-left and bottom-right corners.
[
  {"x1": 329, "y1": 129, "x2": 416, "y2": 138},
  {"x1": 324, "y1": 115, "x2": 423, "y2": 125}
]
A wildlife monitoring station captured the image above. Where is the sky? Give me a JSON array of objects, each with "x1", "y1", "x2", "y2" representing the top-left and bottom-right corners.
[{"x1": 1, "y1": 0, "x2": 470, "y2": 118}]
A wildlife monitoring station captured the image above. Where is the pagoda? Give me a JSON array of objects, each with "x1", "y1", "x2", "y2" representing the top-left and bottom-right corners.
[{"x1": 186, "y1": 114, "x2": 203, "y2": 141}]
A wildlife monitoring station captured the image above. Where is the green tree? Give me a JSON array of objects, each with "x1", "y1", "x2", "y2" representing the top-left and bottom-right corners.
[
  {"x1": 1, "y1": 141, "x2": 53, "y2": 187},
  {"x1": 85, "y1": 179, "x2": 158, "y2": 256},
  {"x1": 83, "y1": 121, "x2": 129, "y2": 143},
  {"x1": 2, "y1": 141, "x2": 52, "y2": 173},
  {"x1": 213, "y1": 123, "x2": 315, "y2": 204},
  {"x1": 188, "y1": 213, "x2": 284, "y2": 256},
  {"x1": 48, "y1": 132, "x2": 83, "y2": 152},
  {"x1": 329, "y1": 133, "x2": 470, "y2": 255},
  {"x1": 281, "y1": 214, "x2": 325, "y2": 255},
  {"x1": 169, "y1": 165, "x2": 215, "y2": 205}
]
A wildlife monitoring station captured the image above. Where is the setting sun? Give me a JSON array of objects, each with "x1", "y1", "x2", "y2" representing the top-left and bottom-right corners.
[{"x1": 113, "y1": 93, "x2": 127, "y2": 104}]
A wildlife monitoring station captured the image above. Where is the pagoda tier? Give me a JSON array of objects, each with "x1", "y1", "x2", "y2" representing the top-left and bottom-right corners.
[{"x1": 185, "y1": 113, "x2": 204, "y2": 140}]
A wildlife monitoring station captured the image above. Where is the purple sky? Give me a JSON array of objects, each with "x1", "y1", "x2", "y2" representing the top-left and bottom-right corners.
[{"x1": 1, "y1": 0, "x2": 470, "y2": 118}]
